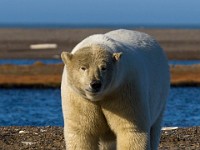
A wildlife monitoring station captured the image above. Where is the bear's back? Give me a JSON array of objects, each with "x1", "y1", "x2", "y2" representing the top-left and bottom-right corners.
[
  {"x1": 105, "y1": 29, "x2": 154, "y2": 47},
  {"x1": 72, "y1": 29, "x2": 159, "y2": 54}
]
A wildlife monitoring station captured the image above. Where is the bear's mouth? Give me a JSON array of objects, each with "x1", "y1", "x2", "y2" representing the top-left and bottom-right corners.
[
  {"x1": 85, "y1": 88, "x2": 100, "y2": 94},
  {"x1": 84, "y1": 89, "x2": 103, "y2": 101}
]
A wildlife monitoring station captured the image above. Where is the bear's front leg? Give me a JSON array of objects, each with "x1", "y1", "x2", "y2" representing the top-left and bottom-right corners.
[
  {"x1": 63, "y1": 95, "x2": 108, "y2": 150},
  {"x1": 101, "y1": 100, "x2": 151, "y2": 150},
  {"x1": 65, "y1": 127, "x2": 99, "y2": 150},
  {"x1": 116, "y1": 130, "x2": 150, "y2": 150}
]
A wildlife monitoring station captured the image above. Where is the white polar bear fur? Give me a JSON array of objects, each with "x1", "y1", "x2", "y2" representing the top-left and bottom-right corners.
[{"x1": 61, "y1": 29, "x2": 170, "y2": 150}]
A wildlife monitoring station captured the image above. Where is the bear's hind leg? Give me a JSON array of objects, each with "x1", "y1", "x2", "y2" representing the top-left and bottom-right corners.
[
  {"x1": 116, "y1": 129, "x2": 150, "y2": 150},
  {"x1": 150, "y1": 113, "x2": 163, "y2": 150}
]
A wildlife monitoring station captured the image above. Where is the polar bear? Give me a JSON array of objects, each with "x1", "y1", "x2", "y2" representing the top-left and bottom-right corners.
[{"x1": 61, "y1": 29, "x2": 170, "y2": 150}]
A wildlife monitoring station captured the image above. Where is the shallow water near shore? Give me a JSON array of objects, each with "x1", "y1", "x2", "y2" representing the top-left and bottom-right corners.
[
  {"x1": 0, "y1": 88, "x2": 63, "y2": 126},
  {"x1": 0, "y1": 59, "x2": 62, "y2": 65},
  {"x1": 0, "y1": 87, "x2": 200, "y2": 127}
]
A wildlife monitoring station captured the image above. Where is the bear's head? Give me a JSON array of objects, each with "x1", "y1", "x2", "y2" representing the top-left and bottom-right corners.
[{"x1": 61, "y1": 45, "x2": 122, "y2": 101}]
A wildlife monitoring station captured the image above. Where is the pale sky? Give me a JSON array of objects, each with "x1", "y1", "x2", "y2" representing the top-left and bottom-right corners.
[{"x1": 0, "y1": 0, "x2": 200, "y2": 27}]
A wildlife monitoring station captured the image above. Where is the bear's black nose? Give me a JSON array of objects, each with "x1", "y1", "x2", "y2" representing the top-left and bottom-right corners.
[{"x1": 90, "y1": 80, "x2": 102, "y2": 92}]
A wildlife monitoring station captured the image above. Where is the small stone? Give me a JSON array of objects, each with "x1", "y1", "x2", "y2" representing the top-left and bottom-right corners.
[
  {"x1": 19, "y1": 130, "x2": 29, "y2": 134},
  {"x1": 162, "y1": 127, "x2": 178, "y2": 131},
  {"x1": 21, "y1": 141, "x2": 36, "y2": 145},
  {"x1": 40, "y1": 129, "x2": 47, "y2": 132}
]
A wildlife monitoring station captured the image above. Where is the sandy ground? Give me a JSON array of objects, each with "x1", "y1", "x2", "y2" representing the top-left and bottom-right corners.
[
  {"x1": 0, "y1": 126, "x2": 199, "y2": 150},
  {"x1": 1, "y1": 28, "x2": 200, "y2": 59}
]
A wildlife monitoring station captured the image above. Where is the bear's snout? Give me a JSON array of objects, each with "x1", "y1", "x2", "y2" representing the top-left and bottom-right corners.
[{"x1": 89, "y1": 80, "x2": 102, "y2": 92}]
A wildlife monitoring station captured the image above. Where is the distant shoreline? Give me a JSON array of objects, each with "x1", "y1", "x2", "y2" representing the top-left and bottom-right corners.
[
  {"x1": 1, "y1": 28, "x2": 200, "y2": 87},
  {"x1": 1, "y1": 28, "x2": 200, "y2": 59},
  {"x1": 0, "y1": 63, "x2": 200, "y2": 88},
  {"x1": 1, "y1": 23, "x2": 200, "y2": 29}
]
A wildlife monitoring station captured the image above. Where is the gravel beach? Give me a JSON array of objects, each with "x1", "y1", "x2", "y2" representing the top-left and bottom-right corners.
[{"x1": 0, "y1": 126, "x2": 200, "y2": 150}]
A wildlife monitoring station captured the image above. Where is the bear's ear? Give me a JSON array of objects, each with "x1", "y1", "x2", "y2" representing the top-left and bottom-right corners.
[
  {"x1": 61, "y1": 52, "x2": 73, "y2": 64},
  {"x1": 113, "y1": 52, "x2": 122, "y2": 61}
]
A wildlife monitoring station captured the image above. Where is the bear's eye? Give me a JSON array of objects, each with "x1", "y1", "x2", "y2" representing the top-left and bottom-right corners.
[
  {"x1": 100, "y1": 65, "x2": 107, "y2": 71},
  {"x1": 80, "y1": 66, "x2": 87, "y2": 71}
]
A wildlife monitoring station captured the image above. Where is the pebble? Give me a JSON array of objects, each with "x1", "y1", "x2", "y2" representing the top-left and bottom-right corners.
[
  {"x1": 21, "y1": 141, "x2": 36, "y2": 145},
  {"x1": 19, "y1": 130, "x2": 29, "y2": 134},
  {"x1": 40, "y1": 129, "x2": 47, "y2": 132},
  {"x1": 162, "y1": 127, "x2": 178, "y2": 131}
]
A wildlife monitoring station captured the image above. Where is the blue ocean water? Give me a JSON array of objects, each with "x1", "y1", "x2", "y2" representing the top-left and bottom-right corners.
[
  {"x1": 169, "y1": 60, "x2": 200, "y2": 65},
  {"x1": 0, "y1": 59, "x2": 62, "y2": 65},
  {"x1": 164, "y1": 87, "x2": 200, "y2": 127},
  {"x1": 0, "y1": 87, "x2": 200, "y2": 127},
  {"x1": 0, "y1": 88, "x2": 63, "y2": 126},
  {"x1": 0, "y1": 59, "x2": 200, "y2": 127}
]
